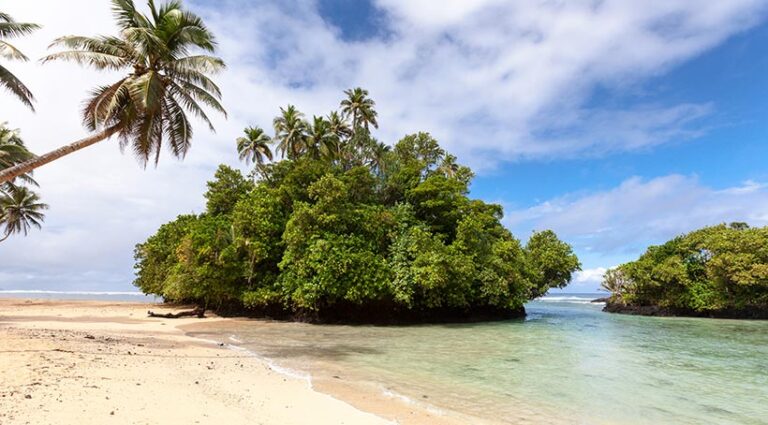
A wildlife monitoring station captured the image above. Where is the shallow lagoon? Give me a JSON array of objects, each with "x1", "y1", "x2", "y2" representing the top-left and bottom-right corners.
[{"x1": 189, "y1": 294, "x2": 768, "y2": 424}]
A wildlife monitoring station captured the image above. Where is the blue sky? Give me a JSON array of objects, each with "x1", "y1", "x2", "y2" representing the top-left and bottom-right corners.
[{"x1": 3, "y1": 0, "x2": 768, "y2": 293}]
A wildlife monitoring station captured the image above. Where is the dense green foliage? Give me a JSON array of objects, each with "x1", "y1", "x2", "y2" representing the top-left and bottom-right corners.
[
  {"x1": 134, "y1": 90, "x2": 580, "y2": 321},
  {"x1": 604, "y1": 223, "x2": 768, "y2": 314}
]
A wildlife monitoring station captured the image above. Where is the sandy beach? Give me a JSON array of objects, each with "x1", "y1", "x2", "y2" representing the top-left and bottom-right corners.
[{"x1": 0, "y1": 299, "x2": 468, "y2": 425}]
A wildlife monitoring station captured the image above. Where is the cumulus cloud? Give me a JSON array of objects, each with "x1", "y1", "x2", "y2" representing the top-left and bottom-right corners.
[
  {"x1": 569, "y1": 267, "x2": 609, "y2": 292},
  {"x1": 1, "y1": 0, "x2": 766, "y2": 290},
  {"x1": 505, "y1": 175, "x2": 768, "y2": 256}
]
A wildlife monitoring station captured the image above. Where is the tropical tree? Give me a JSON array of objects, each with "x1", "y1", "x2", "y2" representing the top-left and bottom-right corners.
[
  {"x1": 273, "y1": 105, "x2": 306, "y2": 160},
  {"x1": 601, "y1": 268, "x2": 629, "y2": 294},
  {"x1": 0, "y1": 0, "x2": 227, "y2": 184},
  {"x1": 366, "y1": 141, "x2": 391, "y2": 175},
  {"x1": 0, "y1": 185, "x2": 48, "y2": 242},
  {"x1": 340, "y1": 87, "x2": 378, "y2": 131},
  {"x1": 304, "y1": 116, "x2": 337, "y2": 160},
  {"x1": 0, "y1": 124, "x2": 36, "y2": 186},
  {"x1": 327, "y1": 111, "x2": 352, "y2": 141},
  {"x1": 236, "y1": 126, "x2": 273, "y2": 165},
  {"x1": 0, "y1": 11, "x2": 40, "y2": 110}
]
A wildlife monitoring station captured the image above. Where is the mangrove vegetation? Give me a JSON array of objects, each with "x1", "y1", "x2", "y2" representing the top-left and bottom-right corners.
[{"x1": 602, "y1": 223, "x2": 768, "y2": 318}]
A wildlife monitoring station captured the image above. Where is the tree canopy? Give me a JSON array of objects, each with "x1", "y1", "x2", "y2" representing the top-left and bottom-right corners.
[
  {"x1": 134, "y1": 89, "x2": 580, "y2": 322},
  {"x1": 603, "y1": 223, "x2": 768, "y2": 317}
]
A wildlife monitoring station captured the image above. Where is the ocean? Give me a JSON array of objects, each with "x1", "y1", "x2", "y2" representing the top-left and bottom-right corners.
[
  {"x1": 185, "y1": 293, "x2": 768, "y2": 424},
  {"x1": 0, "y1": 290, "x2": 162, "y2": 303}
]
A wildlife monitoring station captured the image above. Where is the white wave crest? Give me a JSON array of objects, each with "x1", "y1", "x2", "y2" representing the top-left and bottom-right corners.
[
  {"x1": 536, "y1": 296, "x2": 604, "y2": 304},
  {"x1": 0, "y1": 290, "x2": 150, "y2": 296}
]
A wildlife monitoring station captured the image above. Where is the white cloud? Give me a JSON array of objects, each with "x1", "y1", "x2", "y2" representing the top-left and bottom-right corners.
[
  {"x1": 509, "y1": 176, "x2": 768, "y2": 291},
  {"x1": 567, "y1": 267, "x2": 609, "y2": 292},
  {"x1": 1, "y1": 0, "x2": 766, "y2": 290},
  {"x1": 506, "y1": 175, "x2": 768, "y2": 256}
]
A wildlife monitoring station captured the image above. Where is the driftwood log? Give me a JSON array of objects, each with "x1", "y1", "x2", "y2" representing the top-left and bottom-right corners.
[{"x1": 147, "y1": 307, "x2": 206, "y2": 319}]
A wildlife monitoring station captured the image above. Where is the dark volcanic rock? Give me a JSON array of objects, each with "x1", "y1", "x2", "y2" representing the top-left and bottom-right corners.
[{"x1": 603, "y1": 301, "x2": 768, "y2": 320}]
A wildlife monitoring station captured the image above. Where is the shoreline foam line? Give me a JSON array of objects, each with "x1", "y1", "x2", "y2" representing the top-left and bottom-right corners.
[
  {"x1": 0, "y1": 290, "x2": 151, "y2": 296},
  {"x1": 190, "y1": 330, "x2": 452, "y2": 423}
]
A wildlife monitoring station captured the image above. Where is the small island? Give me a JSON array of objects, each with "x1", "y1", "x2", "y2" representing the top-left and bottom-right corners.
[
  {"x1": 133, "y1": 90, "x2": 580, "y2": 323},
  {"x1": 602, "y1": 223, "x2": 768, "y2": 319}
]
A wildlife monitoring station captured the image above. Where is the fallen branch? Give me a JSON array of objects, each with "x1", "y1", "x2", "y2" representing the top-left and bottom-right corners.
[{"x1": 147, "y1": 307, "x2": 205, "y2": 319}]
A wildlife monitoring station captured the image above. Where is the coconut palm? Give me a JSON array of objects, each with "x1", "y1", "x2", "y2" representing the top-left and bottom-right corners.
[
  {"x1": 340, "y1": 87, "x2": 378, "y2": 131},
  {"x1": 304, "y1": 116, "x2": 337, "y2": 160},
  {"x1": 0, "y1": 185, "x2": 48, "y2": 242},
  {"x1": 366, "y1": 141, "x2": 391, "y2": 175},
  {"x1": 437, "y1": 154, "x2": 460, "y2": 178},
  {"x1": 0, "y1": 124, "x2": 37, "y2": 186},
  {"x1": 273, "y1": 105, "x2": 307, "y2": 160},
  {"x1": 0, "y1": 0, "x2": 226, "y2": 185},
  {"x1": 236, "y1": 126, "x2": 273, "y2": 165},
  {"x1": 0, "y1": 12, "x2": 40, "y2": 110},
  {"x1": 327, "y1": 111, "x2": 352, "y2": 141}
]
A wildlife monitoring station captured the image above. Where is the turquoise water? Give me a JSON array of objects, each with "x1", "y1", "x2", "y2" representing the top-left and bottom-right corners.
[{"x1": 189, "y1": 295, "x2": 768, "y2": 424}]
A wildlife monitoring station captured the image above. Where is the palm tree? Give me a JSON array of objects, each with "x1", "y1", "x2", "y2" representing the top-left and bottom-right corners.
[
  {"x1": 236, "y1": 126, "x2": 273, "y2": 165},
  {"x1": 437, "y1": 154, "x2": 460, "y2": 178},
  {"x1": 0, "y1": 124, "x2": 36, "y2": 186},
  {"x1": 340, "y1": 87, "x2": 378, "y2": 131},
  {"x1": 304, "y1": 116, "x2": 337, "y2": 160},
  {"x1": 0, "y1": 185, "x2": 48, "y2": 242},
  {"x1": 0, "y1": 11, "x2": 40, "y2": 110},
  {"x1": 366, "y1": 141, "x2": 391, "y2": 175},
  {"x1": 273, "y1": 105, "x2": 307, "y2": 160},
  {"x1": 327, "y1": 111, "x2": 352, "y2": 141},
  {"x1": 0, "y1": 0, "x2": 226, "y2": 185}
]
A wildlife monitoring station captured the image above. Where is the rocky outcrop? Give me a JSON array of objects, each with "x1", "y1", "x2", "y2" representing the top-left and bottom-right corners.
[{"x1": 603, "y1": 301, "x2": 768, "y2": 319}]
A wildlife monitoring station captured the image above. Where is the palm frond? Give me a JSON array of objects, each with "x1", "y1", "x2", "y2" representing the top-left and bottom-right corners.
[
  {"x1": 43, "y1": 35, "x2": 135, "y2": 70},
  {"x1": 0, "y1": 64, "x2": 35, "y2": 111},
  {"x1": 163, "y1": 95, "x2": 193, "y2": 158},
  {"x1": 167, "y1": 81, "x2": 214, "y2": 131},
  {"x1": 0, "y1": 41, "x2": 29, "y2": 61},
  {"x1": 0, "y1": 21, "x2": 41, "y2": 39}
]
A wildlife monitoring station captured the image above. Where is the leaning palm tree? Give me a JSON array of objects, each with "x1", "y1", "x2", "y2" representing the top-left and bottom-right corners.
[
  {"x1": 304, "y1": 116, "x2": 337, "y2": 161},
  {"x1": 0, "y1": 11, "x2": 40, "y2": 110},
  {"x1": 340, "y1": 87, "x2": 378, "y2": 131},
  {"x1": 0, "y1": 185, "x2": 48, "y2": 242},
  {"x1": 236, "y1": 126, "x2": 273, "y2": 165},
  {"x1": 0, "y1": 0, "x2": 226, "y2": 184},
  {"x1": 273, "y1": 105, "x2": 307, "y2": 160}
]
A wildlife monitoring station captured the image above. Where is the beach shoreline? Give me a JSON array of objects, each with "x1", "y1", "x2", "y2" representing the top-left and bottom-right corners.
[{"x1": 0, "y1": 298, "x2": 474, "y2": 425}]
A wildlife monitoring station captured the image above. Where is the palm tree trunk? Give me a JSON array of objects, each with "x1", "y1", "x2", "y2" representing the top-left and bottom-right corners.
[{"x1": 0, "y1": 126, "x2": 121, "y2": 184}]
